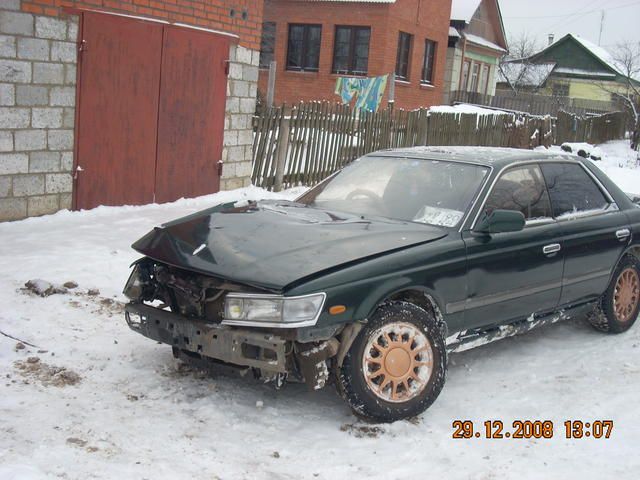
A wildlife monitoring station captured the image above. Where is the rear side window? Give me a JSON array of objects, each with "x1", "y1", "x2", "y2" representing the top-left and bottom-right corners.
[
  {"x1": 540, "y1": 163, "x2": 609, "y2": 217},
  {"x1": 485, "y1": 165, "x2": 552, "y2": 220}
]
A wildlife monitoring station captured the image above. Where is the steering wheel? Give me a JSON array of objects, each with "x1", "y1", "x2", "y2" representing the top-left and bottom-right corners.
[{"x1": 346, "y1": 189, "x2": 386, "y2": 213}]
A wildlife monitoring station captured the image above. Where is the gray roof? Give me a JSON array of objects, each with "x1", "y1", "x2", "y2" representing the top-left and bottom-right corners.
[{"x1": 372, "y1": 146, "x2": 577, "y2": 168}]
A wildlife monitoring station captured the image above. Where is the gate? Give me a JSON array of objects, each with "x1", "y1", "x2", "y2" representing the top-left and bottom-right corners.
[{"x1": 74, "y1": 12, "x2": 229, "y2": 210}]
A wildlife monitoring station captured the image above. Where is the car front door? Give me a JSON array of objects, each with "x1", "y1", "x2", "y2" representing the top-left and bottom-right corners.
[
  {"x1": 458, "y1": 163, "x2": 564, "y2": 331},
  {"x1": 540, "y1": 161, "x2": 631, "y2": 306}
]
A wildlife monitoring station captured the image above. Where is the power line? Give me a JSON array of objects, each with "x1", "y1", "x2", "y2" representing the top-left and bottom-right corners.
[
  {"x1": 534, "y1": 0, "x2": 604, "y2": 36},
  {"x1": 505, "y1": 0, "x2": 640, "y2": 20}
]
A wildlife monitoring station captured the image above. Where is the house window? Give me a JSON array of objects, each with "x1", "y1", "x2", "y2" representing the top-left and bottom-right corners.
[
  {"x1": 259, "y1": 22, "x2": 276, "y2": 69},
  {"x1": 421, "y1": 39, "x2": 436, "y2": 84},
  {"x1": 395, "y1": 32, "x2": 413, "y2": 81},
  {"x1": 286, "y1": 24, "x2": 322, "y2": 72},
  {"x1": 332, "y1": 26, "x2": 371, "y2": 75},
  {"x1": 461, "y1": 60, "x2": 470, "y2": 91},
  {"x1": 552, "y1": 82, "x2": 569, "y2": 97},
  {"x1": 481, "y1": 64, "x2": 490, "y2": 94},
  {"x1": 469, "y1": 62, "x2": 480, "y2": 92}
]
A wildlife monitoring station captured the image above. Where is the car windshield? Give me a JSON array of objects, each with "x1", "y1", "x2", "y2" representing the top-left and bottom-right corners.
[{"x1": 298, "y1": 156, "x2": 489, "y2": 227}]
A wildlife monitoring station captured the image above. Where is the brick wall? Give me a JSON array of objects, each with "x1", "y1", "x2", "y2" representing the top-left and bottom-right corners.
[
  {"x1": 20, "y1": 0, "x2": 263, "y2": 50},
  {"x1": 258, "y1": 0, "x2": 452, "y2": 110},
  {"x1": 0, "y1": 1, "x2": 77, "y2": 221}
]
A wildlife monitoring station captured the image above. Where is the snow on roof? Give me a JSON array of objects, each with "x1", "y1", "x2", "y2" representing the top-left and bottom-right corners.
[
  {"x1": 464, "y1": 33, "x2": 506, "y2": 53},
  {"x1": 449, "y1": 27, "x2": 461, "y2": 38},
  {"x1": 451, "y1": 0, "x2": 482, "y2": 23},
  {"x1": 570, "y1": 35, "x2": 638, "y2": 81},
  {"x1": 553, "y1": 67, "x2": 616, "y2": 79},
  {"x1": 497, "y1": 62, "x2": 555, "y2": 88}
]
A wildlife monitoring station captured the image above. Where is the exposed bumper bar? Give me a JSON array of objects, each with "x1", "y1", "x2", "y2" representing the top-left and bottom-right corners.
[{"x1": 125, "y1": 303, "x2": 288, "y2": 372}]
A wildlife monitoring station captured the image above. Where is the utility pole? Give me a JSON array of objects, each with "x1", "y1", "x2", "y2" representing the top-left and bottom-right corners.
[{"x1": 598, "y1": 10, "x2": 605, "y2": 46}]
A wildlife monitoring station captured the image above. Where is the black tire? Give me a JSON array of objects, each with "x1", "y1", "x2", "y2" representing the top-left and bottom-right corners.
[
  {"x1": 337, "y1": 301, "x2": 447, "y2": 423},
  {"x1": 588, "y1": 254, "x2": 640, "y2": 334}
]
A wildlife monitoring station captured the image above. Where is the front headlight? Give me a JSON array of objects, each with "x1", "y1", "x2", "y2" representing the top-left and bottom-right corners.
[{"x1": 223, "y1": 293, "x2": 325, "y2": 327}]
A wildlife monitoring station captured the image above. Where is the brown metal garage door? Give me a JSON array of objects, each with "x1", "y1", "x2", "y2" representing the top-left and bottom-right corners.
[{"x1": 74, "y1": 12, "x2": 229, "y2": 210}]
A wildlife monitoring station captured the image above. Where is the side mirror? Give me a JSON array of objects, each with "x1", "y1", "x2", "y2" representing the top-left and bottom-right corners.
[{"x1": 474, "y1": 209, "x2": 525, "y2": 234}]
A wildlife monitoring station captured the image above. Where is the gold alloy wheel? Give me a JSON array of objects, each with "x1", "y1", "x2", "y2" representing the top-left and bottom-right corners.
[
  {"x1": 613, "y1": 268, "x2": 640, "y2": 323},
  {"x1": 362, "y1": 322, "x2": 433, "y2": 403}
]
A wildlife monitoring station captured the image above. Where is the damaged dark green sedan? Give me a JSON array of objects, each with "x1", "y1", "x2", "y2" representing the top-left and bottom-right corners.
[{"x1": 124, "y1": 147, "x2": 640, "y2": 422}]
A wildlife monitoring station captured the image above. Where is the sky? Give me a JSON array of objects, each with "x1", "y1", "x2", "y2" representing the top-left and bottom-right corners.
[{"x1": 499, "y1": 0, "x2": 640, "y2": 53}]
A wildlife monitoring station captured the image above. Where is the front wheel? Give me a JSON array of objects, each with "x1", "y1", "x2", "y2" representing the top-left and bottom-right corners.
[
  {"x1": 588, "y1": 254, "x2": 640, "y2": 333},
  {"x1": 337, "y1": 302, "x2": 447, "y2": 423}
]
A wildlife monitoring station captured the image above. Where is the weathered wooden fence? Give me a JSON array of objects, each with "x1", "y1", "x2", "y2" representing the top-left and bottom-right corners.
[
  {"x1": 449, "y1": 90, "x2": 619, "y2": 116},
  {"x1": 252, "y1": 101, "x2": 625, "y2": 190},
  {"x1": 556, "y1": 110, "x2": 627, "y2": 145}
]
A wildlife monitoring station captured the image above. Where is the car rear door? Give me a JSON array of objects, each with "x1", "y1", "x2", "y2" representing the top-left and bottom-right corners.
[
  {"x1": 459, "y1": 163, "x2": 564, "y2": 330},
  {"x1": 539, "y1": 161, "x2": 631, "y2": 306}
]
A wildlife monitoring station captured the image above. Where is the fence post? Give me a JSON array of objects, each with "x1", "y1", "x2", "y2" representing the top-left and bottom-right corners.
[
  {"x1": 274, "y1": 116, "x2": 290, "y2": 192},
  {"x1": 388, "y1": 73, "x2": 395, "y2": 106},
  {"x1": 266, "y1": 61, "x2": 276, "y2": 108}
]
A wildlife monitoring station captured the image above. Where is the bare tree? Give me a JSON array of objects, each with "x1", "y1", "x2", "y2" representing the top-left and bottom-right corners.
[
  {"x1": 610, "y1": 42, "x2": 640, "y2": 150},
  {"x1": 498, "y1": 33, "x2": 549, "y2": 95}
]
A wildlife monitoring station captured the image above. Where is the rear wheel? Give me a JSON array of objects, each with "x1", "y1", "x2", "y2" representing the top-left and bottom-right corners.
[
  {"x1": 588, "y1": 254, "x2": 640, "y2": 333},
  {"x1": 337, "y1": 302, "x2": 446, "y2": 423}
]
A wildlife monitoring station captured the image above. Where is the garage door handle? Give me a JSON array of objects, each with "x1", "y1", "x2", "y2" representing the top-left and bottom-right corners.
[
  {"x1": 543, "y1": 243, "x2": 561, "y2": 255},
  {"x1": 616, "y1": 228, "x2": 631, "y2": 241}
]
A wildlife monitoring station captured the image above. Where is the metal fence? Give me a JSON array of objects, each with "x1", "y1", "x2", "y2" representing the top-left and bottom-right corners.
[{"x1": 252, "y1": 101, "x2": 626, "y2": 190}]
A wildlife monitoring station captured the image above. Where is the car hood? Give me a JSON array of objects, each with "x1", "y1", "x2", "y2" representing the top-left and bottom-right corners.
[{"x1": 132, "y1": 200, "x2": 448, "y2": 291}]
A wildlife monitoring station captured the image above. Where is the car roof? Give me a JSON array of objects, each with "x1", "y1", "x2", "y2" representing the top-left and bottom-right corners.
[{"x1": 372, "y1": 146, "x2": 580, "y2": 169}]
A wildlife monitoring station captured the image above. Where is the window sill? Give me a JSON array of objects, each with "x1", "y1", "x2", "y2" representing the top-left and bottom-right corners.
[
  {"x1": 330, "y1": 72, "x2": 368, "y2": 78},
  {"x1": 420, "y1": 82, "x2": 435, "y2": 89},
  {"x1": 284, "y1": 69, "x2": 320, "y2": 76},
  {"x1": 394, "y1": 79, "x2": 411, "y2": 87}
]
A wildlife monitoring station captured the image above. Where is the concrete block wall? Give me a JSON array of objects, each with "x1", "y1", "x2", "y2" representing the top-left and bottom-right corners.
[
  {"x1": 221, "y1": 43, "x2": 259, "y2": 191},
  {"x1": 0, "y1": 2, "x2": 77, "y2": 221},
  {"x1": 0, "y1": 2, "x2": 260, "y2": 222}
]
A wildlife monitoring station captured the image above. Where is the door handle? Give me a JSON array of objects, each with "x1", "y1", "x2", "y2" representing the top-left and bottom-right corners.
[
  {"x1": 616, "y1": 228, "x2": 631, "y2": 241},
  {"x1": 543, "y1": 243, "x2": 561, "y2": 255}
]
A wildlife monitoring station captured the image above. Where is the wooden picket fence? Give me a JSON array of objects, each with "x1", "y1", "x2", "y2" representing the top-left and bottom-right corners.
[
  {"x1": 252, "y1": 101, "x2": 625, "y2": 190},
  {"x1": 556, "y1": 110, "x2": 627, "y2": 145},
  {"x1": 450, "y1": 90, "x2": 619, "y2": 116}
]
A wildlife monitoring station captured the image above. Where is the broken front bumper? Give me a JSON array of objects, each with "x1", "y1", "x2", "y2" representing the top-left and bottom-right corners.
[{"x1": 125, "y1": 303, "x2": 287, "y2": 373}]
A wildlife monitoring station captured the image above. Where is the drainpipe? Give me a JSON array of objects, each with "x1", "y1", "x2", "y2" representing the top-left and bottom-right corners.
[{"x1": 457, "y1": 33, "x2": 468, "y2": 102}]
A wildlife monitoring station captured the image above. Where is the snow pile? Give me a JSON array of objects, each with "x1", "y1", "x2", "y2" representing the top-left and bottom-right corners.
[{"x1": 1, "y1": 148, "x2": 640, "y2": 478}]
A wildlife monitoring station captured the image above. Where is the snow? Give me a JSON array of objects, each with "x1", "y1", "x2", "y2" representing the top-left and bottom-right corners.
[
  {"x1": 2, "y1": 146, "x2": 640, "y2": 478},
  {"x1": 498, "y1": 62, "x2": 556, "y2": 88},
  {"x1": 553, "y1": 67, "x2": 616, "y2": 79},
  {"x1": 538, "y1": 141, "x2": 640, "y2": 193},
  {"x1": 429, "y1": 103, "x2": 508, "y2": 115},
  {"x1": 448, "y1": 26, "x2": 460, "y2": 38},
  {"x1": 463, "y1": 33, "x2": 506, "y2": 53},
  {"x1": 450, "y1": 0, "x2": 482, "y2": 23}
]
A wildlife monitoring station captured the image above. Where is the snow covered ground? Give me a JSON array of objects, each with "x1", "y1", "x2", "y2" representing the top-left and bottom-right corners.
[{"x1": 1, "y1": 141, "x2": 640, "y2": 479}]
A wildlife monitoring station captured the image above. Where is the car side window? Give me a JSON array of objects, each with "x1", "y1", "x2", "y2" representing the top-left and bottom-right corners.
[
  {"x1": 485, "y1": 165, "x2": 552, "y2": 220},
  {"x1": 540, "y1": 163, "x2": 609, "y2": 218}
]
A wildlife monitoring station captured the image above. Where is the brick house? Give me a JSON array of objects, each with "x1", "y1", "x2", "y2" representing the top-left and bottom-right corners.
[
  {"x1": 257, "y1": 0, "x2": 452, "y2": 110},
  {"x1": 0, "y1": 0, "x2": 263, "y2": 222},
  {"x1": 442, "y1": 0, "x2": 507, "y2": 103}
]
